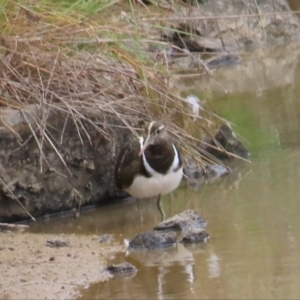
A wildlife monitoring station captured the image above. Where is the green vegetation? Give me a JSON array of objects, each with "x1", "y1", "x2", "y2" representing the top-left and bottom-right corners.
[{"x1": 210, "y1": 92, "x2": 281, "y2": 154}]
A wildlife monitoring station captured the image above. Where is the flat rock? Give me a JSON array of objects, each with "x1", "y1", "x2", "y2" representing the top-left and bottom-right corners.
[
  {"x1": 154, "y1": 210, "x2": 207, "y2": 232},
  {"x1": 46, "y1": 237, "x2": 70, "y2": 248},
  {"x1": 180, "y1": 229, "x2": 210, "y2": 244},
  {"x1": 128, "y1": 210, "x2": 210, "y2": 250},
  {"x1": 106, "y1": 262, "x2": 137, "y2": 277},
  {"x1": 201, "y1": 124, "x2": 250, "y2": 160},
  {"x1": 128, "y1": 231, "x2": 177, "y2": 250},
  {"x1": 99, "y1": 234, "x2": 113, "y2": 244},
  {"x1": 184, "y1": 163, "x2": 230, "y2": 188},
  {"x1": 206, "y1": 54, "x2": 242, "y2": 69}
]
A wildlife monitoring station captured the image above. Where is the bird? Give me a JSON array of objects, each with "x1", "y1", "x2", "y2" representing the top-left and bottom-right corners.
[{"x1": 115, "y1": 121, "x2": 183, "y2": 219}]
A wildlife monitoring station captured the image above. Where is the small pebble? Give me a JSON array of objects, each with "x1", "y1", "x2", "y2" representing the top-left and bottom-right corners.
[
  {"x1": 99, "y1": 234, "x2": 113, "y2": 244},
  {"x1": 46, "y1": 237, "x2": 70, "y2": 248}
]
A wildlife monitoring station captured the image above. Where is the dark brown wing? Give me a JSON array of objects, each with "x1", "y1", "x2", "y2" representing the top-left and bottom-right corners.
[{"x1": 115, "y1": 138, "x2": 143, "y2": 190}]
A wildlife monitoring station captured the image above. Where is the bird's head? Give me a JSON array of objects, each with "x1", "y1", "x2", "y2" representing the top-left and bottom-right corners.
[{"x1": 138, "y1": 121, "x2": 166, "y2": 156}]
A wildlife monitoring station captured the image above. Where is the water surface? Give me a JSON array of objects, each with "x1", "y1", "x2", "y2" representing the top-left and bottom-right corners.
[{"x1": 30, "y1": 45, "x2": 300, "y2": 299}]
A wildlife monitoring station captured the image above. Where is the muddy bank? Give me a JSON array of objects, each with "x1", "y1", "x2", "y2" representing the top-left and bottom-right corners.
[
  {"x1": 0, "y1": 210, "x2": 208, "y2": 299},
  {"x1": 170, "y1": 0, "x2": 300, "y2": 48},
  {"x1": 156, "y1": 0, "x2": 300, "y2": 72},
  {"x1": 179, "y1": 42, "x2": 300, "y2": 97},
  {"x1": 0, "y1": 232, "x2": 124, "y2": 300},
  {"x1": 0, "y1": 0, "x2": 298, "y2": 222},
  {"x1": 0, "y1": 107, "x2": 131, "y2": 222}
]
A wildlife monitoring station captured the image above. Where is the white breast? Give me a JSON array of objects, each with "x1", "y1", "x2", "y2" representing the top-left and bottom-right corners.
[
  {"x1": 125, "y1": 166, "x2": 183, "y2": 199},
  {"x1": 125, "y1": 140, "x2": 183, "y2": 199}
]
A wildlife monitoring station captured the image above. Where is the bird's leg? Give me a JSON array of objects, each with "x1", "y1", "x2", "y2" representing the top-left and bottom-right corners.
[
  {"x1": 169, "y1": 192, "x2": 174, "y2": 215},
  {"x1": 136, "y1": 198, "x2": 144, "y2": 224},
  {"x1": 156, "y1": 194, "x2": 165, "y2": 221}
]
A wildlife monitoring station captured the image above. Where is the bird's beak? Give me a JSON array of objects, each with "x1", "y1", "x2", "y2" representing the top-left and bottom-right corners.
[{"x1": 138, "y1": 135, "x2": 152, "y2": 157}]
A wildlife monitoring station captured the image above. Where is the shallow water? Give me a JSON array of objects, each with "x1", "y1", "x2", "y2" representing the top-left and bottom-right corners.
[{"x1": 29, "y1": 45, "x2": 300, "y2": 299}]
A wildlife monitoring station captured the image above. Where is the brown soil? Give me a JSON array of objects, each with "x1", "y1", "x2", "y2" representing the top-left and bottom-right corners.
[{"x1": 0, "y1": 232, "x2": 125, "y2": 299}]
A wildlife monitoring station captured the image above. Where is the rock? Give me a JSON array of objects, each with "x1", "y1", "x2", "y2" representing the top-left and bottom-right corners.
[
  {"x1": 154, "y1": 210, "x2": 207, "y2": 232},
  {"x1": 106, "y1": 262, "x2": 137, "y2": 277},
  {"x1": 128, "y1": 210, "x2": 210, "y2": 251},
  {"x1": 99, "y1": 234, "x2": 113, "y2": 244},
  {"x1": 46, "y1": 237, "x2": 70, "y2": 248},
  {"x1": 172, "y1": 32, "x2": 225, "y2": 52},
  {"x1": 184, "y1": 163, "x2": 230, "y2": 188},
  {"x1": 85, "y1": 162, "x2": 95, "y2": 171},
  {"x1": 128, "y1": 231, "x2": 177, "y2": 250},
  {"x1": 206, "y1": 54, "x2": 242, "y2": 69},
  {"x1": 201, "y1": 124, "x2": 250, "y2": 160},
  {"x1": 28, "y1": 183, "x2": 44, "y2": 194},
  {"x1": 180, "y1": 229, "x2": 210, "y2": 244}
]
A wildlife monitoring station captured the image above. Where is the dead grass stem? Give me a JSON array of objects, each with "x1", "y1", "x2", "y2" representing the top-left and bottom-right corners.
[{"x1": 0, "y1": 0, "x2": 268, "y2": 174}]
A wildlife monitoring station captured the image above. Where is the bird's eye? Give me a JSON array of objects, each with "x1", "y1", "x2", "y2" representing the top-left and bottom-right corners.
[{"x1": 155, "y1": 125, "x2": 164, "y2": 135}]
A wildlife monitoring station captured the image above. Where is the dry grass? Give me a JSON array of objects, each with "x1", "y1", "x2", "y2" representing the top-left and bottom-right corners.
[{"x1": 0, "y1": 0, "x2": 247, "y2": 171}]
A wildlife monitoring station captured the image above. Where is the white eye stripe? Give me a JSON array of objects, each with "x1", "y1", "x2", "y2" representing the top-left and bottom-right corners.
[
  {"x1": 156, "y1": 125, "x2": 164, "y2": 133},
  {"x1": 145, "y1": 122, "x2": 165, "y2": 140}
]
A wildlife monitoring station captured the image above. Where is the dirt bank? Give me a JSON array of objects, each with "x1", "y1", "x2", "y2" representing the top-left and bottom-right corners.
[
  {"x1": 0, "y1": 0, "x2": 299, "y2": 222},
  {"x1": 0, "y1": 107, "x2": 129, "y2": 222},
  {"x1": 0, "y1": 232, "x2": 124, "y2": 299}
]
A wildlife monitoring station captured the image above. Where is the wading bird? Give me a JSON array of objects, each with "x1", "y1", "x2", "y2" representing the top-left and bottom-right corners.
[{"x1": 115, "y1": 121, "x2": 183, "y2": 219}]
